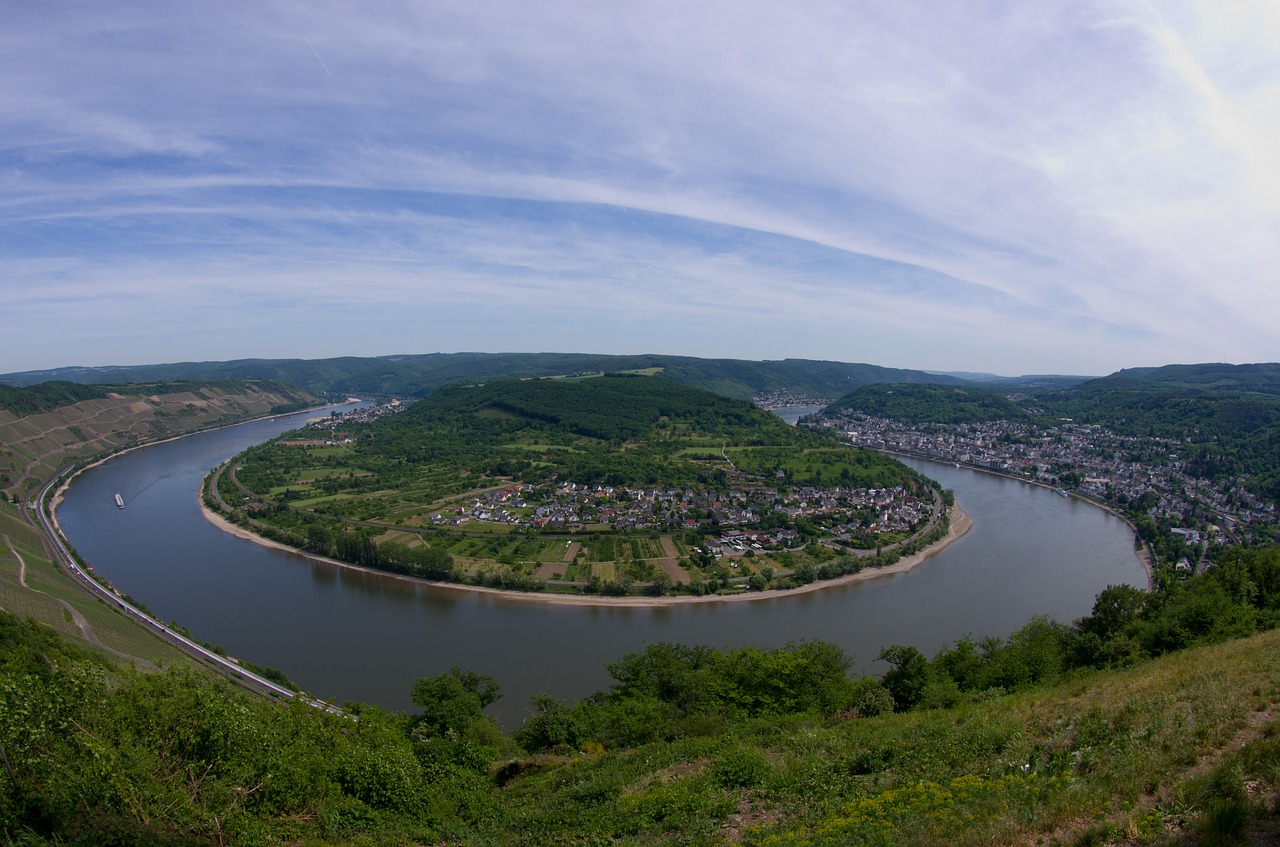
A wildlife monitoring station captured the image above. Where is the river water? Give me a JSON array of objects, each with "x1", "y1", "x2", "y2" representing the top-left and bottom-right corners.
[{"x1": 56, "y1": 405, "x2": 1146, "y2": 725}]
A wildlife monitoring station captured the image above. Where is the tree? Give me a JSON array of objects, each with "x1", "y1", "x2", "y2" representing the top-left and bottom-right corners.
[
  {"x1": 410, "y1": 667, "x2": 501, "y2": 737},
  {"x1": 877, "y1": 644, "x2": 931, "y2": 711},
  {"x1": 513, "y1": 694, "x2": 583, "y2": 753}
]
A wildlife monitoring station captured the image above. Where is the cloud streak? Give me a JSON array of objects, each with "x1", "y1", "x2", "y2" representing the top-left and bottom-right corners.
[{"x1": 1, "y1": 0, "x2": 1276, "y2": 375}]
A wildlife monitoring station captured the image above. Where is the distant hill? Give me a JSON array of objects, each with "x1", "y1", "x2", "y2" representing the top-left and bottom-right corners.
[
  {"x1": 0, "y1": 353, "x2": 962, "y2": 401},
  {"x1": 0, "y1": 381, "x2": 112, "y2": 415},
  {"x1": 0, "y1": 379, "x2": 317, "y2": 499},
  {"x1": 822, "y1": 383, "x2": 1029, "y2": 424},
  {"x1": 401, "y1": 373, "x2": 803, "y2": 444},
  {"x1": 1082, "y1": 362, "x2": 1280, "y2": 395},
  {"x1": 932, "y1": 371, "x2": 1094, "y2": 390},
  {"x1": 324, "y1": 374, "x2": 884, "y2": 492}
]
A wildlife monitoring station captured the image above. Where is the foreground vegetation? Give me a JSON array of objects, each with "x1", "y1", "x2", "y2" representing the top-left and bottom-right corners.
[{"x1": 4, "y1": 541, "x2": 1280, "y2": 846}]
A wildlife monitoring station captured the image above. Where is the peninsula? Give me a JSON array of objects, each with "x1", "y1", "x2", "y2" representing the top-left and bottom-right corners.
[{"x1": 205, "y1": 374, "x2": 963, "y2": 600}]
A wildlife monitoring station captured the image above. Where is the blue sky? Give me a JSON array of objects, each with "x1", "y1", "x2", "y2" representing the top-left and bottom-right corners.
[{"x1": 3, "y1": 1, "x2": 1278, "y2": 376}]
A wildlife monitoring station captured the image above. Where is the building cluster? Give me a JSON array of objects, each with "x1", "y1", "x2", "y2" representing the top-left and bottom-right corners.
[
  {"x1": 816, "y1": 412, "x2": 1275, "y2": 544},
  {"x1": 752, "y1": 392, "x2": 832, "y2": 410},
  {"x1": 308, "y1": 401, "x2": 407, "y2": 432},
  {"x1": 429, "y1": 480, "x2": 932, "y2": 547}
]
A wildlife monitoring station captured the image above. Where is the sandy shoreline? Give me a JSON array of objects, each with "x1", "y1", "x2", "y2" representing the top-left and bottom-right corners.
[{"x1": 199, "y1": 494, "x2": 974, "y2": 607}]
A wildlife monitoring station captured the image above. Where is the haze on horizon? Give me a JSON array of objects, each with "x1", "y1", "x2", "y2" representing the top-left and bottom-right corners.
[{"x1": 3, "y1": 1, "x2": 1278, "y2": 377}]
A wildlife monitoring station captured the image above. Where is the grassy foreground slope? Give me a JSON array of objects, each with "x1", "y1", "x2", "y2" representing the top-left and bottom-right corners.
[
  {"x1": 0, "y1": 379, "x2": 317, "y2": 501},
  {"x1": 3, "y1": 575, "x2": 1280, "y2": 845}
]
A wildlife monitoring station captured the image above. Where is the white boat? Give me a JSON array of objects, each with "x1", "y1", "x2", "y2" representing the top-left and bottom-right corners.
[{"x1": 114, "y1": 493, "x2": 125, "y2": 508}]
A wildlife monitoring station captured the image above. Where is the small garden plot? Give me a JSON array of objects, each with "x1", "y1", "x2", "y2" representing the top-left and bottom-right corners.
[
  {"x1": 290, "y1": 493, "x2": 355, "y2": 507},
  {"x1": 586, "y1": 536, "x2": 617, "y2": 562},
  {"x1": 590, "y1": 562, "x2": 618, "y2": 581},
  {"x1": 371, "y1": 529, "x2": 423, "y2": 547},
  {"x1": 629, "y1": 537, "x2": 666, "y2": 559}
]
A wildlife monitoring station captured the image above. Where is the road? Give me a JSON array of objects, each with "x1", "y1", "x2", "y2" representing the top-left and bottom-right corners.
[{"x1": 30, "y1": 470, "x2": 350, "y2": 719}]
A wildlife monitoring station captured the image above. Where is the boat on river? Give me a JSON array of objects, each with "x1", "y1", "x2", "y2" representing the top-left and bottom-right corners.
[{"x1": 114, "y1": 493, "x2": 125, "y2": 508}]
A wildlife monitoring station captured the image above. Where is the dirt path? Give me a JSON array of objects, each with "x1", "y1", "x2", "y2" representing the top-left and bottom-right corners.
[
  {"x1": 2, "y1": 534, "x2": 146, "y2": 665},
  {"x1": 6, "y1": 535, "x2": 27, "y2": 588},
  {"x1": 561, "y1": 541, "x2": 580, "y2": 562}
]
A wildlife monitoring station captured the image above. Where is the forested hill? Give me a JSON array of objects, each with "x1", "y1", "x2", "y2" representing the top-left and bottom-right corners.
[
  {"x1": 399, "y1": 374, "x2": 821, "y2": 444},
  {"x1": 0, "y1": 381, "x2": 112, "y2": 415},
  {"x1": 1083, "y1": 362, "x2": 1280, "y2": 395},
  {"x1": 0, "y1": 352, "x2": 962, "y2": 401},
  {"x1": 822, "y1": 383, "x2": 1029, "y2": 424},
  {"x1": 245, "y1": 374, "x2": 915, "y2": 500}
]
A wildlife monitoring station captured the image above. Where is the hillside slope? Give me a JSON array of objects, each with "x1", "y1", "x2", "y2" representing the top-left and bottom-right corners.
[
  {"x1": 1, "y1": 607, "x2": 1278, "y2": 846},
  {"x1": 0, "y1": 380, "x2": 316, "y2": 500}
]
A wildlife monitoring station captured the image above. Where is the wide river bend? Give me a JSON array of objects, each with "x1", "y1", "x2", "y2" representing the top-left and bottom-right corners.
[{"x1": 57, "y1": 405, "x2": 1147, "y2": 725}]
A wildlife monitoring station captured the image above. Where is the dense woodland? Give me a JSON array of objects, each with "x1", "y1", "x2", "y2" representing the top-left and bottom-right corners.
[{"x1": 231, "y1": 375, "x2": 898, "y2": 505}]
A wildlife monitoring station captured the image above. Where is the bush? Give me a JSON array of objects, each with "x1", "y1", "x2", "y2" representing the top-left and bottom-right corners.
[{"x1": 847, "y1": 677, "x2": 894, "y2": 717}]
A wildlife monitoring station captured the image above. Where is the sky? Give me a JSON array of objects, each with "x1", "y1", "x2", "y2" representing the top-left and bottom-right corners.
[{"x1": 3, "y1": 1, "x2": 1279, "y2": 377}]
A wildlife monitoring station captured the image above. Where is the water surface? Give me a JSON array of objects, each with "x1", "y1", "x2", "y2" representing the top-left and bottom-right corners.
[{"x1": 58, "y1": 409, "x2": 1146, "y2": 724}]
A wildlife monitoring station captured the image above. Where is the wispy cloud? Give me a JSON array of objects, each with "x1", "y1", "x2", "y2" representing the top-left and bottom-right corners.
[{"x1": 1, "y1": 0, "x2": 1276, "y2": 374}]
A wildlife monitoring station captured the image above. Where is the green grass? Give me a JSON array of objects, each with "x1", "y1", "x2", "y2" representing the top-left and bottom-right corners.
[
  {"x1": 291, "y1": 492, "x2": 355, "y2": 507},
  {"x1": 482, "y1": 629, "x2": 1280, "y2": 847},
  {"x1": 294, "y1": 468, "x2": 350, "y2": 481},
  {"x1": 0, "y1": 502, "x2": 193, "y2": 665}
]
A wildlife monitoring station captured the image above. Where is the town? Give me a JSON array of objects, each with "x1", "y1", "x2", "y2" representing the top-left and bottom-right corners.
[
  {"x1": 429, "y1": 480, "x2": 932, "y2": 552},
  {"x1": 810, "y1": 410, "x2": 1276, "y2": 550}
]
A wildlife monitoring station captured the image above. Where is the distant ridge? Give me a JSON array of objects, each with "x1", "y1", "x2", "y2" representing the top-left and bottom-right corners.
[
  {"x1": 1081, "y1": 362, "x2": 1280, "y2": 395},
  {"x1": 0, "y1": 352, "x2": 964, "y2": 401}
]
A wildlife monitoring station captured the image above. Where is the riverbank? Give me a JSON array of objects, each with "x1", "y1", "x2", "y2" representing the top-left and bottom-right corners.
[
  {"x1": 47, "y1": 401, "x2": 345, "y2": 536},
  {"x1": 199, "y1": 493, "x2": 973, "y2": 606},
  {"x1": 883, "y1": 449, "x2": 1153, "y2": 589}
]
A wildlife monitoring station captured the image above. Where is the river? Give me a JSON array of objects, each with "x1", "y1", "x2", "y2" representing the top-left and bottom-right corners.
[{"x1": 56, "y1": 405, "x2": 1147, "y2": 725}]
